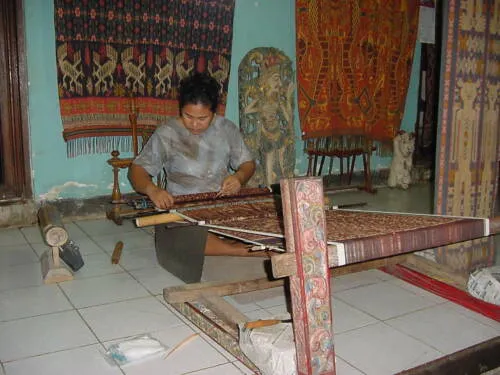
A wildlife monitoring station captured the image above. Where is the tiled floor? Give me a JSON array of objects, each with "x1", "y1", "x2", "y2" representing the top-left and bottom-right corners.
[{"x1": 0, "y1": 185, "x2": 499, "y2": 374}]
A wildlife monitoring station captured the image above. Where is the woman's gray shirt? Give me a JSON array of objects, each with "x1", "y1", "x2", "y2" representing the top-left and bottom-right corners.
[{"x1": 133, "y1": 116, "x2": 253, "y2": 196}]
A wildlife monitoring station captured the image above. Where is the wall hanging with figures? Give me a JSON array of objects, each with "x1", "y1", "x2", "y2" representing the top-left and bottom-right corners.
[
  {"x1": 54, "y1": 0, "x2": 235, "y2": 157},
  {"x1": 238, "y1": 47, "x2": 296, "y2": 188}
]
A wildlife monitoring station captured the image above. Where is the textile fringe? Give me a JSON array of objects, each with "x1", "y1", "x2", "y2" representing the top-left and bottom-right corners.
[{"x1": 66, "y1": 136, "x2": 142, "y2": 158}]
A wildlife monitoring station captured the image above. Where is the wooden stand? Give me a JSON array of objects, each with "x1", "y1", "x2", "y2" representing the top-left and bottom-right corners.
[
  {"x1": 41, "y1": 246, "x2": 73, "y2": 284},
  {"x1": 38, "y1": 204, "x2": 73, "y2": 284}
]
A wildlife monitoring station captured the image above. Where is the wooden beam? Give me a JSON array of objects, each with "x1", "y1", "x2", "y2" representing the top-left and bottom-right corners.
[
  {"x1": 164, "y1": 277, "x2": 285, "y2": 304},
  {"x1": 398, "y1": 336, "x2": 500, "y2": 375},
  {"x1": 331, "y1": 254, "x2": 409, "y2": 277},
  {"x1": 197, "y1": 294, "x2": 248, "y2": 336},
  {"x1": 272, "y1": 248, "x2": 409, "y2": 279}
]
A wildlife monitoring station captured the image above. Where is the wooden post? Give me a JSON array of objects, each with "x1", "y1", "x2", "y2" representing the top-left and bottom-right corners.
[
  {"x1": 280, "y1": 177, "x2": 335, "y2": 375},
  {"x1": 129, "y1": 99, "x2": 139, "y2": 157},
  {"x1": 108, "y1": 150, "x2": 125, "y2": 204}
]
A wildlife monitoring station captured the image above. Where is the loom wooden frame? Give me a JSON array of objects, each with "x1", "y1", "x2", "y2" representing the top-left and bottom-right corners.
[
  {"x1": 164, "y1": 256, "x2": 410, "y2": 374},
  {"x1": 164, "y1": 211, "x2": 500, "y2": 375},
  {"x1": 164, "y1": 259, "x2": 500, "y2": 374}
]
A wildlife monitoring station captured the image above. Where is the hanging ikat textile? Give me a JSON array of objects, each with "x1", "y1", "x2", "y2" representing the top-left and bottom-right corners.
[
  {"x1": 432, "y1": 0, "x2": 499, "y2": 274},
  {"x1": 296, "y1": 0, "x2": 419, "y2": 146},
  {"x1": 54, "y1": 0, "x2": 235, "y2": 157}
]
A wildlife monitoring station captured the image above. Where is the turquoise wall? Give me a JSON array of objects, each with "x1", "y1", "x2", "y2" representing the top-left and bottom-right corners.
[{"x1": 24, "y1": 0, "x2": 419, "y2": 200}]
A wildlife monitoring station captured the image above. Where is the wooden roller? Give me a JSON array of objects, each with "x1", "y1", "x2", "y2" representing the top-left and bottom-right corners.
[
  {"x1": 38, "y1": 204, "x2": 69, "y2": 247},
  {"x1": 135, "y1": 212, "x2": 184, "y2": 227}
]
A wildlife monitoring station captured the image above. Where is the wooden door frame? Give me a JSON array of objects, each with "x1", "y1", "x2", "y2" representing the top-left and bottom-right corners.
[{"x1": 0, "y1": 0, "x2": 31, "y2": 201}]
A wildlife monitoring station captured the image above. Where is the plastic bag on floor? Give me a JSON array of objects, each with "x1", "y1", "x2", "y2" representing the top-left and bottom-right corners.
[
  {"x1": 104, "y1": 334, "x2": 169, "y2": 366},
  {"x1": 239, "y1": 322, "x2": 296, "y2": 375},
  {"x1": 467, "y1": 266, "x2": 500, "y2": 306}
]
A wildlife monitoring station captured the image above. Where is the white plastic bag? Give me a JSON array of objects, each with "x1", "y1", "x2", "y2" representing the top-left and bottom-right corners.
[
  {"x1": 239, "y1": 322, "x2": 296, "y2": 375},
  {"x1": 467, "y1": 266, "x2": 500, "y2": 306},
  {"x1": 104, "y1": 334, "x2": 168, "y2": 366}
]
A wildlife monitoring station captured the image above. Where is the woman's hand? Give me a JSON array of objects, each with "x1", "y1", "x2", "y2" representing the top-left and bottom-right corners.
[
  {"x1": 219, "y1": 174, "x2": 242, "y2": 196},
  {"x1": 147, "y1": 186, "x2": 175, "y2": 210}
]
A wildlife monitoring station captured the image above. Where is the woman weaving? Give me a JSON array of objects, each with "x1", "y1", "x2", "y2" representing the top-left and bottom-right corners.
[{"x1": 128, "y1": 72, "x2": 258, "y2": 256}]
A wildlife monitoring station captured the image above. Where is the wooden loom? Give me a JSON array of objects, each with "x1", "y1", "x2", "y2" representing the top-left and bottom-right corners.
[{"x1": 157, "y1": 177, "x2": 500, "y2": 374}]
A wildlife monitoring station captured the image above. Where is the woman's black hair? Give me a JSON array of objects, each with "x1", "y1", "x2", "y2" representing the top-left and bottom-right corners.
[{"x1": 178, "y1": 72, "x2": 220, "y2": 113}]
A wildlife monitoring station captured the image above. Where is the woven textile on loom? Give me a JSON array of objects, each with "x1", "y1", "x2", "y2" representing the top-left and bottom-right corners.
[
  {"x1": 180, "y1": 200, "x2": 487, "y2": 264},
  {"x1": 296, "y1": 0, "x2": 419, "y2": 153},
  {"x1": 54, "y1": 0, "x2": 235, "y2": 157}
]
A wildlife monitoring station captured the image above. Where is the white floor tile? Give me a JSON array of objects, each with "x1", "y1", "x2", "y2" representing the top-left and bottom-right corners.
[
  {"x1": 116, "y1": 326, "x2": 229, "y2": 375},
  {"x1": 30, "y1": 237, "x2": 105, "y2": 258},
  {"x1": 244, "y1": 309, "x2": 273, "y2": 321},
  {"x1": 19, "y1": 226, "x2": 45, "y2": 244},
  {"x1": 0, "y1": 229, "x2": 28, "y2": 247},
  {"x1": 335, "y1": 357, "x2": 365, "y2": 375},
  {"x1": 332, "y1": 299, "x2": 378, "y2": 334},
  {"x1": 442, "y1": 301, "x2": 500, "y2": 331},
  {"x1": 335, "y1": 322, "x2": 442, "y2": 375},
  {"x1": 79, "y1": 296, "x2": 183, "y2": 342},
  {"x1": 265, "y1": 304, "x2": 291, "y2": 317},
  {"x1": 331, "y1": 270, "x2": 384, "y2": 293},
  {"x1": 335, "y1": 281, "x2": 439, "y2": 320},
  {"x1": 232, "y1": 360, "x2": 256, "y2": 375},
  {"x1": 368, "y1": 268, "x2": 397, "y2": 281},
  {"x1": 0, "y1": 284, "x2": 72, "y2": 322},
  {"x1": 386, "y1": 304, "x2": 500, "y2": 355},
  {"x1": 198, "y1": 331, "x2": 239, "y2": 362},
  {"x1": 388, "y1": 278, "x2": 448, "y2": 304},
  {"x1": 188, "y1": 363, "x2": 243, "y2": 375},
  {"x1": 129, "y1": 266, "x2": 184, "y2": 295},
  {"x1": 3, "y1": 344, "x2": 121, "y2": 375},
  {"x1": 0, "y1": 262, "x2": 44, "y2": 292},
  {"x1": 75, "y1": 219, "x2": 137, "y2": 237},
  {"x1": 118, "y1": 248, "x2": 159, "y2": 271},
  {"x1": 0, "y1": 244, "x2": 39, "y2": 268},
  {"x1": 69, "y1": 237, "x2": 108, "y2": 256},
  {"x1": 224, "y1": 295, "x2": 261, "y2": 314},
  {"x1": 91, "y1": 230, "x2": 154, "y2": 254},
  {"x1": 72, "y1": 252, "x2": 124, "y2": 279},
  {"x1": 59, "y1": 273, "x2": 150, "y2": 308},
  {"x1": 65, "y1": 222, "x2": 95, "y2": 240},
  {"x1": 247, "y1": 287, "x2": 289, "y2": 309},
  {"x1": 27, "y1": 243, "x2": 52, "y2": 257},
  {"x1": 0, "y1": 311, "x2": 97, "y2": 362}
]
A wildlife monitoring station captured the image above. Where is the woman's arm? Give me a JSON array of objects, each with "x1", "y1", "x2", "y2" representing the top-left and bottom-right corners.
[
  {"x1": 219, "y1": 160, "x2": 256, "y2": 196},
  {"x1": 234, "y1": 160, "x2": 256, "y2": 186},
  {"x1": 128, "y1": 163, "x2": 174, "y2": 209}
]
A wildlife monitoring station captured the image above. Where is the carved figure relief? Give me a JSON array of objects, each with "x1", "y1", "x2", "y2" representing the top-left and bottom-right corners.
[{"x1": 239, "y1": 48, "x2": 295, "y2": 187}]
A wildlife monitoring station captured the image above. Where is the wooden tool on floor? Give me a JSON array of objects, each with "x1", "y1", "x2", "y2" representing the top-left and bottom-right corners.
[
  {"x1": 244, "y1": 319, "x2": 292, "y2": 329},
  {"x1": 38, "y1": 204, "x2": 73, "y2": 284},
  {"x1": 111, "y1": 241, "x2": 124, "y2": 264}
]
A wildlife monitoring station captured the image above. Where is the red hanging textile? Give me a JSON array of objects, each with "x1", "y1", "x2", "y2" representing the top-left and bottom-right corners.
[{"x1": 296, "y1": 0, "x2": 419, "y2": 148}]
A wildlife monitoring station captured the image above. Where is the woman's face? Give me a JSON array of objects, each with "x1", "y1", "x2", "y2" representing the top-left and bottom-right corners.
[{"x1": 180, "y1": 103, "x2": 215, "y2": 135}]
